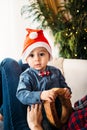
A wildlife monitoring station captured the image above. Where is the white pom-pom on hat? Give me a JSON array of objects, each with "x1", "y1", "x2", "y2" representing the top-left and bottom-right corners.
[{"x1": 29, "y1": 32, "x2": 38, "y2": 39}]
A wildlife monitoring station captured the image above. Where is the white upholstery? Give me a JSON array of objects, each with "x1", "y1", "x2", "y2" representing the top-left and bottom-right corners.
[{"x1": 48, "y1": 58, "x2": 87, "y2": 106}]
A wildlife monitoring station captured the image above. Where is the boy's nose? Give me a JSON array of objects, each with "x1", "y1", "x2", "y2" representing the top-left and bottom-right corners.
[{"x1": 34, "y1": 55, "x2": 39, "y2": 61}]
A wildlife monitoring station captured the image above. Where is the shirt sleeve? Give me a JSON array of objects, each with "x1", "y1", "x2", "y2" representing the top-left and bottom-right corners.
[{"x1": 16, "y1": 71, "x2": 42, "y2": 105}]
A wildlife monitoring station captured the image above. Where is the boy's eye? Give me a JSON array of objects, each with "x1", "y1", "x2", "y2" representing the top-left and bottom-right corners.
[
  {"x1": 29, "y1": 54, "x2": 34, "y2": 57},
  {"x1": 39, "y1": 53, "x2": 45, "y2": 56}
]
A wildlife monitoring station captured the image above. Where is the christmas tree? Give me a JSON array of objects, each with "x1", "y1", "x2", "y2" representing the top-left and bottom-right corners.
[{"x1": 21, "y1": 0, "x2": 87, "y2": 59}]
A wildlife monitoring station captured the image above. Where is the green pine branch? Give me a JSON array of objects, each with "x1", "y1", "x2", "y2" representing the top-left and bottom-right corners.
[{"x1": 21, "y1": 0, "x2": 87, "y2": 59}]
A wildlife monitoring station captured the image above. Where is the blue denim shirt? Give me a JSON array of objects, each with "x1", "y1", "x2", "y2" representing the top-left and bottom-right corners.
[{"x1": 16, "y1": 65, "x2": 70, "y2": 105}]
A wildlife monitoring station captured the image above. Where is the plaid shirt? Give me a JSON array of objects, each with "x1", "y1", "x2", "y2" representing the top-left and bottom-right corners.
[
  {"x1": 62, "y1": 105, "x2": 87, "y2": 130},
  {"x1": 74, "y1": 95, "x2": 87, "y2": 110}
]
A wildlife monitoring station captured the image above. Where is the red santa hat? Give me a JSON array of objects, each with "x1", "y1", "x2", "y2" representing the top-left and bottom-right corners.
[{"x1": 22, "y1": 28, "x2": 53, "y2": 63}]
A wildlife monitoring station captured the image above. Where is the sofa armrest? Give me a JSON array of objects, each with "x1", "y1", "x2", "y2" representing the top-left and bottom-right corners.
[{"x1": 63, "y1": 59, "x2": 87, "y2": 106}]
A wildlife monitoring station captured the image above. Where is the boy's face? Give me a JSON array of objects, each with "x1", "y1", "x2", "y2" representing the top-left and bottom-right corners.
[{"x1": 26, "y1": 47, "x2": 50, "y2": 71}]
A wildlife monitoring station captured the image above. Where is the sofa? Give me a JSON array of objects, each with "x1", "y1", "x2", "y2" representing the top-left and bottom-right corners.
[
  {"x1": 48, "y1": 57, "x2": 87, "y2": 106},
  {"x1": 0, "y1": 57, "x2": 87, "y2": 129}
]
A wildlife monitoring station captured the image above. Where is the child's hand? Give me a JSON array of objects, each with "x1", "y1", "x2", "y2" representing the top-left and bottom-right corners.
[
  {"x1": 40, "y1": 89, "x2": 57, "y2": 102},
  {"x1": 64, "y1": 88, "x2": 72, "y2": 99}
]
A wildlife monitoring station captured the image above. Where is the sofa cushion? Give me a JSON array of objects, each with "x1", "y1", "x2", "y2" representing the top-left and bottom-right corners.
[{"x1": 48, "y1": 57, "x2": 64, "y2": 74}]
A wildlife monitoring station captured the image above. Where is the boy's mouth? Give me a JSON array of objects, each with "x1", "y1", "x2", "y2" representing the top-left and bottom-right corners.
[{"x1": 34, "y1": 64, "x2": 41, "y2": 67}]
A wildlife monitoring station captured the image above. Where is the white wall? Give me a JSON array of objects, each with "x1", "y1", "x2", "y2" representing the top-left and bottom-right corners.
[
  {"x1": 0, "y1": 0, "x2": 59, "y2": 62},
  {"x1": 0, "y1": 0, "x2": 27, "y2": 62}
]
